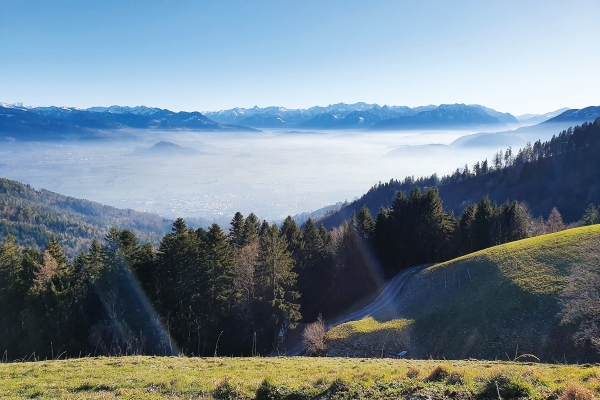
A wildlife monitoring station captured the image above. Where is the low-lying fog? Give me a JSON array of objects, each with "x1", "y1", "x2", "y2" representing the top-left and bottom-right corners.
[{"x1": 0, "y1": 128, "x2": 537, "y2": 224}]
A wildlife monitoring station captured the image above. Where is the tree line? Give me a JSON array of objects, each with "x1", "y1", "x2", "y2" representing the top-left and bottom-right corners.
[
  {"x1": 2, "y1": 119, "x2": 599, "y2": 360},
  {"x1": 2, "y1": 188, "x2": 594, "y2": 360},
  {"x1": 321, "y1": 118, "x2": 600, "y2": 227}
]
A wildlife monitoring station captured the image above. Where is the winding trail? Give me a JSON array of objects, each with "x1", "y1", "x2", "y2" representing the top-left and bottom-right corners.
[{"x1": 281, "y1": 264, "x2": 431, "y2": 356}]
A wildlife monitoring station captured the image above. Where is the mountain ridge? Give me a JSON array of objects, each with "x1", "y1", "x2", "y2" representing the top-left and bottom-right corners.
[{"x1": 0, "y1": 104, "x2": 257, "y2": 141}]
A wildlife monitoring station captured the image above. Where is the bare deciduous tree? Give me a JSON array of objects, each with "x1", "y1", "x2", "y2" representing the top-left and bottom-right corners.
[
  {"x1": 547, "y1": 207, "x2": 566, "y2": 233},
  {"x1": 302, "y1": 314, "x2": 327, "y2": 356}
]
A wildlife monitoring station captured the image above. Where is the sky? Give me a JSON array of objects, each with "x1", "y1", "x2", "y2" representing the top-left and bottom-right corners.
[{"x1": 1, "y1": 0, "x2": 599, "y2": 115}]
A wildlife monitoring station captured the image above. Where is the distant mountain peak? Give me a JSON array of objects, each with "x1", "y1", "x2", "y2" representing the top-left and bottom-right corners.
[{"x1": 86, "y1": 105, "x2": 164, "y2": 116}]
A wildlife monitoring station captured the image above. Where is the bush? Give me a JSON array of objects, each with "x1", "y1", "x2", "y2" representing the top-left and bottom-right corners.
[
  {"x1": 255, "y1": 379, "x2": 290, "y2": 400},
  {"x1": 481, "y1": 372, "x2": 531, "y2": 399},
  {"x1": 406, "y1": 366, "x2": 421, "y2": 379},
  {"x1": 446, "y1": 371, "x2": 465, "y2": 385},
  {"x1": 212, "y1": 377, "x2": 247, "y2": 400},
  {"x1": 327, "y1": 378, "x2": 350, "y2": 394},
  {"x1": 558, "y1": 384, "x2": 595, "y2": 400},
  {"x1": 427, "y1": 365, "x2": 450, "y2": 382},
  {"x1": 302, "y1": 316, "x2": 327, "y2": 356}
]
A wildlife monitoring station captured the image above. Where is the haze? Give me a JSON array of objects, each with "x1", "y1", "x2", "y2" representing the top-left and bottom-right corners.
[{"x1": 0, "y1": 128, "x2": 502, "y2": 224}]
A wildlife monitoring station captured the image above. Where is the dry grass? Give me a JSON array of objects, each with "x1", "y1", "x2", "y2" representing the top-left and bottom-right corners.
[{"x1": 559, "y1": 384, "x2": 596, "y2": 400}]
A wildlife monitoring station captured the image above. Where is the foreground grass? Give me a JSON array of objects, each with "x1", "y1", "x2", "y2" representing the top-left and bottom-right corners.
[
  {"x1": 328, "y1": 225, "x2": 600, "y2": 361},
  {"x1": 1, "y1": 356, "x2": 599, "y2": 399}
]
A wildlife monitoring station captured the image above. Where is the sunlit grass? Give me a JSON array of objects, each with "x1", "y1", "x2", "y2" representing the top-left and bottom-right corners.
[
  {"x1": 328, "y1": 225, "x2": 600, "y2": 361},
  {"x1": 1, "y1": 356, "x2": 599, "y2": 399}
]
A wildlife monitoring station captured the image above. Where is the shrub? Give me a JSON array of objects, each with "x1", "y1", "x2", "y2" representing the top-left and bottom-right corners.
[
  {"x1": 328, "y1": 378, "x2": 350, "y2": 394},
  {"x1": 212, "y1": 377, "x2": 247, "y2": 400},
  {"x1": 406, "y1": 366, "x2": 421, "y2": 379},
  {"x1": 446, "y1": 371, "x2": 465, "y2": 385},
  {"x1": 427, "y1": 365, "x2": 450, "y2": 382},
  {"x1": 558, "y1": 384, "x2": 595, "y2": 400},
  {"x1": 255, "y1": 379, "x2": 290, "y2": 400},
  {"x1": 481, "y1": 372, "x2": 531, "y2": 399},
  {"x1": 302, "y1": 316, "x2": 327, "y2": 356}
]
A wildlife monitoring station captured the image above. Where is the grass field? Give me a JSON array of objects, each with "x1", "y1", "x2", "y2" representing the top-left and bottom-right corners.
[
  {"x1": 1, "y1": 356, "x2": 599, "y2": 399},
  {"x1": 328, "y1": 225, "x2": 600, "y2": 362}
]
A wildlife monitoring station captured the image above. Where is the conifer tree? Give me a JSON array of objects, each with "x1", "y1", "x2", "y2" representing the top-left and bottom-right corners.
[
  {"x1": 0, "y1": 235, "x2": 26, "y2": 353},
  {"x1": 474, "y1": 197, "x2": 494, "y2": 250},
  {"x1": 357, "y1": 205, "x2": 375, "y2": 241},
  {"x1": 280, "y1": 216, "x2": 302, "y2": 256},
  {"x1": 229, "y1": 212, "x2": 245, "y2": 248},
  {"x1": 583, "y1": 204, "x2": 600, "y2": 226},
  {"x1": 204, "y1": 223, "x2": 238, "y2": 329},
  {"x1": 242, "y1": 213, "x2": 260, "y2": 246},
  {"x1": 255, "y1": 224, "x2": 301, "y2": 348}
]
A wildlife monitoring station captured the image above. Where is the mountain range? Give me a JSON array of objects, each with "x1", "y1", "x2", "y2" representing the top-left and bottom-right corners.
[
  {"x1": 1, "y1": 102, "x2": 597, "y2": 141},
  {"x1": 0, "y1": 103, "x2": 255, "y2": 141},
  {"x1": 204, "y1": 103, "x2": 521, "y2": 130},
  {"x1": 452, "y1": 106, "x2": 600, "y2": 148}
]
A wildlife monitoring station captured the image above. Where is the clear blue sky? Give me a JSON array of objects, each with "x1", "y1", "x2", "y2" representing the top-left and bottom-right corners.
[{"x1": 1, "y1": 0, "x2": 598, "y2": 115}]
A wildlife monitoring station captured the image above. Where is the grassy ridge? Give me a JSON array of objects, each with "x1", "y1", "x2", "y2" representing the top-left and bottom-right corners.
[
  {"x1": 328, "y1": 225, "x2": 600, "y2": 362},
  {"x1": 1, "y1": 356, "x2": 599, "y2": 399}
]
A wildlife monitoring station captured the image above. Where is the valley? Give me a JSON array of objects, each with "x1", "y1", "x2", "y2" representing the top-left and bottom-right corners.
[{"x1": 2, "y1": 1, "x2": 600, "y2": 398}]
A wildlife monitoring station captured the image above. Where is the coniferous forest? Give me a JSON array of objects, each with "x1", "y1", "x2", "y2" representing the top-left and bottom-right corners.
[{"x1": 0, "y1": 119, "x2": 599, "y2": 360}]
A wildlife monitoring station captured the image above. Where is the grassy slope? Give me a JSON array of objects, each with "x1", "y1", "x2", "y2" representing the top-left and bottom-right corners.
[
  {"x1": 1, "y1": 356, "x2": 599, "y2": 399},
  {"x1": 328, "y1": 225, "x2": 600, "y2": 362}
]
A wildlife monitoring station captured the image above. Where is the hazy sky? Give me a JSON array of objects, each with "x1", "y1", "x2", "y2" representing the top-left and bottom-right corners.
[{"x1": 1, "y1": 0, "x2": 599, "y2": 115}]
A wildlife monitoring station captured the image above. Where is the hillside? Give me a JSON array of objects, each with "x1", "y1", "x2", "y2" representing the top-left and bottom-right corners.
[
  {"x1": 327, "y1": 225, "x2": 600, "y2": 362},
  {"x1": 319, "y1": 118, "x2": 600, "y2": 228},
  {"x1": 1, "y1": 356, "x2": 598, "y2": 399},
  {"x1": 0, "y1": 176, "x2": 184, "y2": 255}
]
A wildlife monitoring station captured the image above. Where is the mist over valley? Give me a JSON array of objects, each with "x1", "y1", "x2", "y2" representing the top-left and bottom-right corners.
[{"x1": 1, "y1": 102, "x2": 593, "y2": 225}]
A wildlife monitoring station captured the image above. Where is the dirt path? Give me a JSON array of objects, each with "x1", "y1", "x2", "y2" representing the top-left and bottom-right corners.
[{"x1": 281, "y1": 264, "x2": 430, "y2": 356}]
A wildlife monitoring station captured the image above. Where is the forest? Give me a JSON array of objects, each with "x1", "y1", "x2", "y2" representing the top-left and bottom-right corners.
[
  {"x1": 0, "y1": 177, "x2": 176, "y2": 255},
  {"x1": 0, "y1": 119, "x2": 599, "y2": 360},
  {"x1": 321, "y1": 118, "x2": 600, "y2": 227}
]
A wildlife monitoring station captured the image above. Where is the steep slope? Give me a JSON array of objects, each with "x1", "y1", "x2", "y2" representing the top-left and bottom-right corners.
[
  {"x1": 0, "y1": 177, "x2": 196, "y2": 256},
  {"x1": 543, "y1": 106, "x2": 600, "y2": 125},
  {"x1": 327, "y1": 225, "x2": 600, "y2": 362}
]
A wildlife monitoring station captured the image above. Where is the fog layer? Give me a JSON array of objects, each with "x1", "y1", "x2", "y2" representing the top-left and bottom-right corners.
[{"x1": 0, "y1": 127, "x2": 555, "y2": 224}]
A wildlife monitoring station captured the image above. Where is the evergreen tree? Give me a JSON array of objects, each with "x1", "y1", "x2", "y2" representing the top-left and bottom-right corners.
[
  {"x1": 255, "y1": 224, "x2": 301, "y2": 350},
  {"x1": 204, "y1": 223, "x2": 238, "y2": 331},
  {"x1": 0, "y1": 235, "x2": 27, "y2": 354},
  {"x1": 357, "y1": 205, "x2": 375, "y2": 241},
  {"x1": 229, "y1": 212, "x2": 245, "y2": 248},
  {"x1": 474, "y1": 197, "x2": 494, "y2": 250},
  {"x1": 280, "y1": 216, "x2": 302, "y2": 256},
  {"x1": 297, "y1": 218, "x2": 328, "y2": 320},
  {"x1": 242, "y1": 213, "x2": 260, "y2": 246},
  {"x1": 457, "y1": 203, "x2": 477, "y2": 255},
  {"x1": 583, "y1": 204, "x2": 600, "y2": 226},
  {"x1": 373, "y1": 207, "x2": 394, "y2": 277}
]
